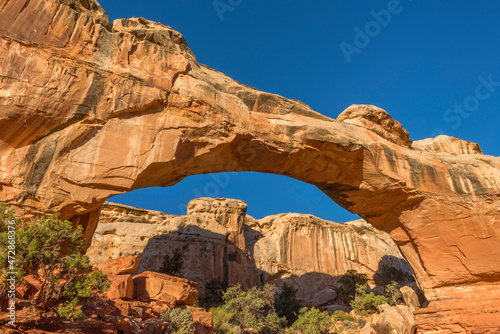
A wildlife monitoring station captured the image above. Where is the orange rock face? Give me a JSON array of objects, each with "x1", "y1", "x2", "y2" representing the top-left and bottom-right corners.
[
  {"x1": 106, "y1": 274, "x2": 134, "y2": 300},
  {"x1": 0, "y1": 0, "x2": 499, "y2": 331},
  {"x1": 132, "y1": 271, "x2": 198, "y2": 306},
  {"x1": 96, "y1": 255, "x2": 141, "y2": 276}
]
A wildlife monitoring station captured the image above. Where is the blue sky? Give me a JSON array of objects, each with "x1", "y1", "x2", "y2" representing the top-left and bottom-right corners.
[{"x1": 100, "y1": 0, "x2": 500, "y2": 221}]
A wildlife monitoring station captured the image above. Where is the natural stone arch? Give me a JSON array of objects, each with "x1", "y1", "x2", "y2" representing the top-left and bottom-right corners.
[{"x1": 0, "y1": 0, "x2": 499, "y2": 331}]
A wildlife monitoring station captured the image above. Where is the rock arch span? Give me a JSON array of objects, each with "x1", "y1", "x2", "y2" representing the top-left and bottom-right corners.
[{"x1": 0, "y1": 0, "x2": 498, "y2": 331}]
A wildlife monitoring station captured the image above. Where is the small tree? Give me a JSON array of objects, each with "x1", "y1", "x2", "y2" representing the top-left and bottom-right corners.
[
  {"x1": 274, "y1": 283, "x2": 302, "y2": 326},
  {"x1": 292, "y1": 307, "x2": 333, "y2": 334},
  {"x1": 159, "y1": 248, "x2": 184, "y2": 277},
  {"x1": 350, "y1": 284, "x2": 387, "y2": 315},
  {"x1": 379, "y1": 265, "x2": 413, "y2": 286},
  {"x1": 384, "y1": 281, "x2": 402, "y2": 306},
  {"x1": 201, "y1": 277, "x2": 228, "y2": 308},
  {"x1": 210, "y1": 284, "x2": 286, "y2": 333},
  {"x1": 0, "y1": 205, "x2": 109, "y2": 321},
  {"x1": 161, "y1": 308, "x2": 195, "y2": 334},
  {"x1": 339, "y1": 269, "x2": 368, "y2": 302}
]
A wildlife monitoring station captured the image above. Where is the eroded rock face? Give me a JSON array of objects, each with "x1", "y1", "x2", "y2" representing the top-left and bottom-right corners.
[
  {"x1": 0, "y1": 0, "x2": 499, "y2": 331},
  {"x1": 87, "y1": 199, "x2": 413, "y2": 304}
]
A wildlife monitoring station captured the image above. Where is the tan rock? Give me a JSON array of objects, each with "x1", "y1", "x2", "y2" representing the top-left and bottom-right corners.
[
  {"x1": 360, "y1": 323, "x2": 377, "y2": 334},
  {"x1": 412, "y1": 135, "x2": 483, "y2": 155},
  {"x1": 96, "y1": 255, "x2": 141, "y2": 276},
  {"x1": 0, "y1": 0, "x2": 499, "y2": 331},
  {"x1": 106, "y1": 274, "x2": 134, "y2": 300},
  {"x1": 337, "y1": 104, "x2": 412, "y2": 147},
  {"x1": 381, "y1": 305, "x2": 416, "y2": 334},
  {"x1": 400, "y1": 283, "x2": 423, "y2": 312},
  {"x1": 88, "y1": 201, "x2": 412, "y2": 303},
  {"x1": 133, "y1": 271, "x2": 198, "y2": 305}
]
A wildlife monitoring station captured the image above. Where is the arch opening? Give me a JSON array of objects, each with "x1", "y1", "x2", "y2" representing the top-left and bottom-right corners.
[{"x1": 108, "y1": 172, "x2": 362, "y2": 222}]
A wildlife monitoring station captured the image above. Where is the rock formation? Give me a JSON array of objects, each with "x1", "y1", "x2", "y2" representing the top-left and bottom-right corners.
[
  {"x1": 0, "y1": 0, "x2": 499, "y2": 331},
  {"x1": 87, "y1": 199, "x2": 413, "y2": 304},
  {"x1": 4, "y1": 257, "x2": 213, "y2": 334}
]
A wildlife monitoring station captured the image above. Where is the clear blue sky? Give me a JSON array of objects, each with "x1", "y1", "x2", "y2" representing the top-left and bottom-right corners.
[{"x1": 100, "y1": 0, "x2": 500, "y2": 221}]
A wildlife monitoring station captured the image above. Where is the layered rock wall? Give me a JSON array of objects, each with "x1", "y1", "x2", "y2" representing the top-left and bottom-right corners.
[{"x1": 87, "y1": 199, "x2": 412, "y2": 304}]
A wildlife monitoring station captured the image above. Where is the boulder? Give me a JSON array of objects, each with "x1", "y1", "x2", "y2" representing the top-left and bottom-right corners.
[
  {"x1": 138, "y1": 318, "x2": 169, "y2": 334},
  {"x1": 96, "y1": 255, "x2": 141, "y2": 276},
  {"x1": 15, "y1": 275, "x2": 40, "y2": 299},
  {"x1": 380, "y1": 305, "x2": 416, "y2": 334},
  {"x1": 312, "y1": 288, "x2": 338, "y2": 307},
  {"x1": 400, "y1": 283, "x2": 423, "y2": 311},
  {"x1": 133, "y1": 271, "x2": 198, "y2": 305},
  {"x1": 106, "y1": 274, "x2": 134, "y2": 300},
  {"x1": 325, "y1": 304, "x2": 351, "y2": 314},
  {"x1": 188, "y1": 306, "x2": 213, "y2": 329}
]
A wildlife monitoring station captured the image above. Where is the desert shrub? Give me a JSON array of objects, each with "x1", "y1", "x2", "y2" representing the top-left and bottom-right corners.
[
  {"x1": 161, "y1": 308, "x2": 195, "y2": 334},
  {"x1": 292, "y1": 307, "x2": 333, "y2": 334},
  {"x1": 339, "y1": 269, "x2": 368, "y2": 301},
  {"x1": 384, "y1": 281, "x2": 402, "y2": 306},
  {"x1": 357, "y1": 316, "x2": 367, "y2": 327},
  {"x1": 350, "y1": 284, "x2": 387, "y2": 315},
  {"x1": 343, "y1": 319, "x2": 356, "y2": 329},
  {"x1": 379, "y1": 265, "x2": 413, "y2": 286},
  {"x1": 373, "y1": 323, "x2": 392, "y2": 334},
  {"x1": 210, "y1": 284, "x2": 286, "y2": 333},
  {"x1": 159, "y1": 248, "x2": 184, "y2": 277},
  {"x1": 274, "y1": 283, "x2": 302, "y2": 325},
  {"x1": 211, "y1": 306, "x2": 240, "y2": 334},
  {"x1": 0, "y1": 205, "x2": 109, "y2": 321},
  {"x1": 201, "y1": 277, "x2": 228, "y2": 308},
  {"x1": 332, "y1": 310, "x2": 355, "y2": 322}
]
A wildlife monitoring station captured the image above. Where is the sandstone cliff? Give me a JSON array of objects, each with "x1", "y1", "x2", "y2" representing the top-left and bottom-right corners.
[
  {"x1": 0, "y1": 0, "x2": 499, "y2": 331},
  {"x1": 87, "y1": 198, "x2": 413, "y2": 306}
]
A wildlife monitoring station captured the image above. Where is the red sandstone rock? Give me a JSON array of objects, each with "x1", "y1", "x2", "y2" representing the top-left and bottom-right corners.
[
  {"x1": 0, "y1": 0, "x2": 499, "y2": 331},
  {"x1": 106, "y1": 274, "x2": 134, "y2": 300},
  {"x1": 133, "y1": 271, "x2": 198, "y2": 306},
  {"x1": 96, "y1": 255, "x2": 141, "y2": 276},
  {"x1": 15, "y1": 275, "x2": 40, "y2": 299},
  {"x1": 187, "y1": 306, "x2": 214, "y2": 329}
]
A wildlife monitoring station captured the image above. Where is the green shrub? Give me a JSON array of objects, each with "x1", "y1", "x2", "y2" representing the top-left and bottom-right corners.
[
  {"x1": 373, "y1": 323, "x2": 392, "y2": 334},
  {"x1": 161, "y1": 308, "x2": 195, "y2": 334},
  {"x1": 0, "y1": 205, "x2": 109, "y2": 321},
  {"x1": 357, "y1": 316, "x2": 367, "y2": 327},
  {"x1": 201, "y1": 277, "x2": 228, "y2": 308},
  {"x1": 350, "y1": 284, "x2": 387, "y2": 315},
  {"x1": 292, "y1": 307, "x2": 333, "y2": 334},
  {"x1": 274, "y1": 283, "x2": 302, "y2": 325},
  {"x1": 339, "y1": 270, "x2": 368, "y2": 301},
  {"x1": 332, "y1": 310, "x2": 355, "y2": 322},
  {"x1": 211, "y1": 284, "x2": 286, "y2": 333},
  {"x1": 211, "y1": 306, "x2": 240, "y2": 334},
  {"x1": 159, "y1": 248, "x2": 184, "y2": 277},
  {"x1": 343, "y1": 319, "x2": 356, "y2": 329},
  {"x1": 384, "y1": 281, "x2": 402, "y2": 306}
]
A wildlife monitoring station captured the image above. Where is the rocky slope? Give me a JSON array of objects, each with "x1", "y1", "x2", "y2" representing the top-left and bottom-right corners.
[
  {"x1": 0, "y1": 0, "x2": 499, "y2": 331},
  {"x1": 87, "y1": 198, "x2": 413, "y2": 305}
]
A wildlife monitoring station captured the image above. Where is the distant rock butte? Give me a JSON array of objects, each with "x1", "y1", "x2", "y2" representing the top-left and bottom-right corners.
[
  {"x1": 87, "y1": 199, "x2": 413, "y2": 304},
  {"x1": 0, "y1": 0, "x2": 499, "y2": 331}
]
